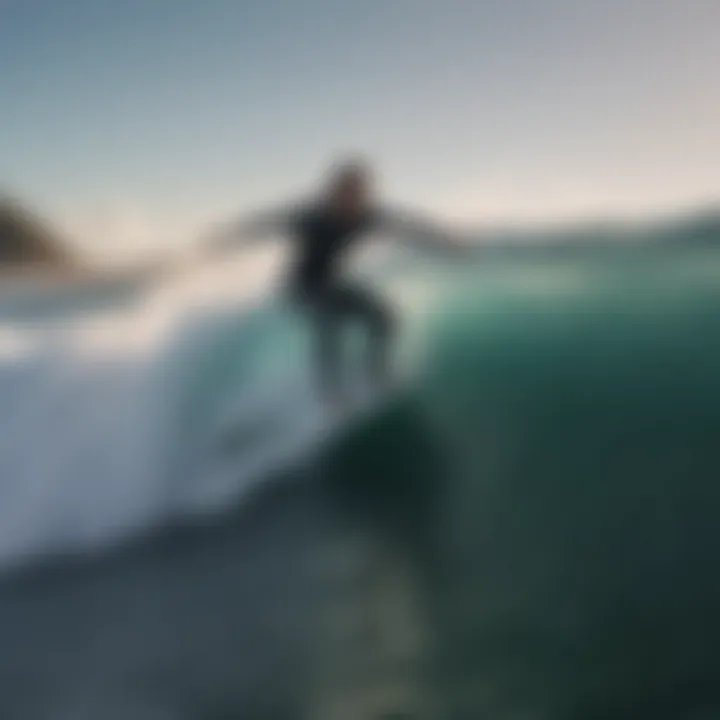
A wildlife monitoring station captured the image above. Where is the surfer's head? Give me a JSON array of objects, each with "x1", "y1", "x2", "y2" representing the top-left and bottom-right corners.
[{"x1": 324, "y1": 158, "x2": 374, "y2": 216}]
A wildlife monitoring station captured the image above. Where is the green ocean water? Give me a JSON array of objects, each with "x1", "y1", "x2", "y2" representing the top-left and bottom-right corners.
[
  {"x1": 314, "y1": 247, "x2": 720, "y2": 717},
  {"x1": 2, "y1": 245, "x2": 720, "y2": 719}
]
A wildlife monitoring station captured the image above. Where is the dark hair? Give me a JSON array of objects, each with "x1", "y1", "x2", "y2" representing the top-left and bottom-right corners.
[{"x1": 327, "y1": 158, "x2": 372, "y2": 190}]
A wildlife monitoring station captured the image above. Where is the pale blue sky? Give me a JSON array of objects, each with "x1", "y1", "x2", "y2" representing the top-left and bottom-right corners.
[{"x1": 1, "y1": 0, "x2": 719, "y2": 255}]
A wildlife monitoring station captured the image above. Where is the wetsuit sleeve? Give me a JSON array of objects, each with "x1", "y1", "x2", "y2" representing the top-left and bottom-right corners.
[
  {"x1": 375, "y1": 208, "x2": 468, "y2": 257},
  {"x1": 204, "y1": 206, "x2": 297, "y2": 256}
]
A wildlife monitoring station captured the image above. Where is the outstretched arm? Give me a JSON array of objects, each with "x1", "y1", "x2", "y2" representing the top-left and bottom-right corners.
[
  {"x1": 165, "y1": 205, "x2": 297, "y2": 281},
  {"x1": 380, "y1": 209, "x2": 470, "y2": 257},
  {"x1": 202, "y1": 206, "x2": 295, "y2": 258}
]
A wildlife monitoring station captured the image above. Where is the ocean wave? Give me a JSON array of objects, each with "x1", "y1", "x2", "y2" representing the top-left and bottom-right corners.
[
  {"x1": 0, "y1": 262, "x2": 325, "y2": 573},
  {"x1": 2, "y1": 230, "x2": 718, "y2": 575}
]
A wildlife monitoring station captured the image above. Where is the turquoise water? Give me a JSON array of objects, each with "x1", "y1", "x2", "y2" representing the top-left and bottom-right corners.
[
  {"x1": 313, "y1": 247, "x2": 720, "y2": 717},
  {"x1": 1, "y1": 243, "x2": 720, "y2": 717}
]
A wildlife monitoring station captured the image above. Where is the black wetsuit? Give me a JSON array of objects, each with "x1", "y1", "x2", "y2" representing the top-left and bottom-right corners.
[{"x1": 286, "y1": 205, "x2": 395, "y2": 401}]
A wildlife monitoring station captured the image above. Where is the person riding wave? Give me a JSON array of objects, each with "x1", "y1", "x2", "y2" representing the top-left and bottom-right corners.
[{"x1": 206, "y1": 159, "x2": 466, "y2": 407}]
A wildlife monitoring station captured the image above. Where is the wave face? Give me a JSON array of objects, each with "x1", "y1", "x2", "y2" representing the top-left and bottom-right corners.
[
  {"x1": 0, "y1": 239, "x2": 720, "y2": 575},
  {"x1": 323, "y1": 246, "x2": 720, "y2": 720},
  {"x1": 0, "y1": 249, "x2": 442, "y2": 572}
]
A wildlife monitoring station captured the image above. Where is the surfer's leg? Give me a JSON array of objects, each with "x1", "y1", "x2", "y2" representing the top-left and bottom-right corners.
[
  {"x1": 366, "y1": 294, "x2": 395, "y2": 389},
  {"x1": 310, "y1": 292, "x2": 345, "y2": 406},
  {"x1": 332, "y1": 284, "x2": 396, "y2": 390}
]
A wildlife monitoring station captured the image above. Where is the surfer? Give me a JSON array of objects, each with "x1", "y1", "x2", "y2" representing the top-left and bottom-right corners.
[{"x1": 207, "y1": 159, "x2": 465, "y2": 407}]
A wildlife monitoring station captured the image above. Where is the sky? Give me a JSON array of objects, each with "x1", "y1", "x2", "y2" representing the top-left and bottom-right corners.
[{"x1": 1, "y1": 0, "x2": 719, "y2": 259}]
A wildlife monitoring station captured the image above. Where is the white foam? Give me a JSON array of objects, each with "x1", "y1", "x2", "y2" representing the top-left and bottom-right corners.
[
  {"x1": 0, "y1": 261, "x2": 302, "y2": 572},
  {"x1": 0, "y1": 248, "x2": 422, "y2": 574}
]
